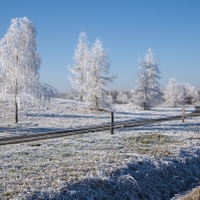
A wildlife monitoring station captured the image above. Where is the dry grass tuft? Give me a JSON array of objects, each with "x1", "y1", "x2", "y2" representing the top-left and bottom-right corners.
[{"x1": 179, "y1": 186, "x2": 200, "y2": 200}]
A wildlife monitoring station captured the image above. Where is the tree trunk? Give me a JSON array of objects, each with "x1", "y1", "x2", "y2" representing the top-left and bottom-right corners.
[
  {"x1": 15, "y1": 77, "x2": 18, "y2": 123},
  {"x1": 144, "y1": 80, "x2": 148, "y2": 110},
  {"x1": 144, "y1": 102, "x2": 147, "y2": 110},
  {"x1": 15, "y1": 101, "x2": 18, "y2": 123},
  {"x1": 80, "y1": 94, "x2": 83, "y2": 102},
  {"x1": 95, "y1": 96, "x2": 99, "y2": 110}
]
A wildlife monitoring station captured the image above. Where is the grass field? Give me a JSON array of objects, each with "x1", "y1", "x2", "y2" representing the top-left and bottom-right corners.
[{"x1": 0, "y1": 99, "x2": 200, "y2": 199}]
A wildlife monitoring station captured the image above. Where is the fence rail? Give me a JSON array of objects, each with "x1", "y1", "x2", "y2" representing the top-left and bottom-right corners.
[{"x1": 0, "y1": 106, "x2": 200, "y2": 146}]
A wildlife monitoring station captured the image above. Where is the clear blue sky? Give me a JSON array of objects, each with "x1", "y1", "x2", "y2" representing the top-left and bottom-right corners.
[{"x1": 0, "y1": 0, "x2": 200, "y2": 92}]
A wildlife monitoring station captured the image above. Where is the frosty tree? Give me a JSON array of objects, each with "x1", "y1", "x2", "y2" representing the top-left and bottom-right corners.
[
  {"x1": 86, "y1": 39, "x2": 115, "y2": 110},
  {"x1": 116, "y1": 91, "x2": 130, "y2": 104},
  {"x1": 0, "y1": 17, "x2": 41, "y2": 123},
  {"x1": 68, "y1": 32, "x2": 115, "y2": 110},
  {"x1": 133, "y1": 48, "x2": 162, "y2": 110},
  {"x1": 164, "y1": 78, "x2": 181, "y2": 107},
  {"x1": 164, "y1": 78, "x2": 197, "y2": 106},
  {"x1": 179, "y1": 82, "x2": 197, "y2": 105},
  {"x1": 68, "y1": 31, "x2": 90, "y2": 102}
]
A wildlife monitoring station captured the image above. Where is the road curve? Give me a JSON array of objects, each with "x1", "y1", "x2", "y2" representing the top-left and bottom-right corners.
[{"x1": 0, "y1": 106, "x2": 200, "y2": 146}]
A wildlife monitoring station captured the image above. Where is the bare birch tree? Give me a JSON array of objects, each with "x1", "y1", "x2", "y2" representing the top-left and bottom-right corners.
[{"x1": 0, "y1": 17, "x2": 41, "y2": 123}]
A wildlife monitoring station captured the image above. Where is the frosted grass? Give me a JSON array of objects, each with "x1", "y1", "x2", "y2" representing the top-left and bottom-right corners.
[
  {"x1": 0, "y1": 98, "x2": 199, "y2": 199},
  {"x1": 0, "y1": 98, "x2": 194, "y2": 137}
]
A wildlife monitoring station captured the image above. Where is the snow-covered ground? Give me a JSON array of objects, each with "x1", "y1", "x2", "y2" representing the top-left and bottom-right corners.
[
  {"x1": 0, "y1": 98, "x2": 195, "y2": 137},
  {"x1": 0, "y1": 98, "x2": 200, "y2": 199}
]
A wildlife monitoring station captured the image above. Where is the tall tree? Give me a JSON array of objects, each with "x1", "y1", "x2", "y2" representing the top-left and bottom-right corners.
[
  {"x1": 68, "y1": 31, "x2": 90, "y2": 102},
  {"x1": 86, "y1": 39, "x2": 115, "y2": 110},
  {"x1": 133, "y1": 48, "x2": 162, "y2": 110},
  {"x1": 0, "y1": 17, "x2": 41, "y2": 123}
]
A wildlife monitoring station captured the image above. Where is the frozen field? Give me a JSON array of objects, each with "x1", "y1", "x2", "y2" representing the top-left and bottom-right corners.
[
  {"x1": 0, "y1": 99, "x2": 200, "y2": 199},
  {"x1": 0, "y1": 98, "x2": 195, "y2": 137}
]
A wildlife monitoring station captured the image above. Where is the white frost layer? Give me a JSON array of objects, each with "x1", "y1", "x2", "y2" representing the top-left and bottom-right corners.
[{"x1": 0, "y1": 99, "x2": 199, "y2": 199}]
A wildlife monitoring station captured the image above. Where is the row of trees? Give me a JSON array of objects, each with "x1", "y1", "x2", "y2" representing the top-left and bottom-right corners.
[
  {"x1": 69, "y1": 34, "x2": 198, "y2": 110},
  {"x1": 68, "y1": 32, "x2": 115, "y2": 110},
  {"x1": 132, "y1": 49, "x2": 197, "y2": 109},
  {"x1": 68, "y1": 33, "x2": 162, "y2": 110},
  {"x1": 0, "y1": 17, "x2": 198, "y2": 125}
]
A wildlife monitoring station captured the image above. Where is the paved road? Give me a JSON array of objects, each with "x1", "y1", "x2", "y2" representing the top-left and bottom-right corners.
[{"x1": 188, "y1": 106, "x2": 200, "y2": 117}]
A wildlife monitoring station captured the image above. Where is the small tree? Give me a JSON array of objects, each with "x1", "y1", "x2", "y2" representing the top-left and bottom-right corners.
[
  {"x1": 116, "y1": 91, "x2": 129, "y2": 104},
  {"x1": 0, "y1": 17, "x2": 41, "y2": 123},
  {"x1": 68, "y1": 31, "x2": 90, "y2": 102},
  {"x1": 107, "y1": 90, "x2": 119, "y2": 104},
  {"x1": 133, "y1": 48, "x2": 162, "y2": 110},
  {"x1": 179, "y1": 82, "x2": 197, "y2": 105},
  {"x1": 164, "y1": 78, "x2": 181, "y2": 107},
  {"x1": 86, "y1": 39, "x2": 115, "y2": 110},
  {"x1": 164, "y1": 78, "x2": 197, "y2": 106}
]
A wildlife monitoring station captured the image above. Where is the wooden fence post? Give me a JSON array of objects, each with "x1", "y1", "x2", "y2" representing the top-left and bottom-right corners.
[
  {"x1": 182, "y1": 105, "x2": 185, "y2": 122},
  {"x1": 144, "y1": 102, "x2": 146, "y2": 110},
  {"x1": 110, "y1": 111, "x2": 114, "y2": 134}
]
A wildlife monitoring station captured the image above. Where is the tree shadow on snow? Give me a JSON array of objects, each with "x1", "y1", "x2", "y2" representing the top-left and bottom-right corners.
[
  {"x1": 27, "y1": 149, "x2": 200, "y2": 200},
  {"x1": 0, "y1": 126, "x2": 62, "y2": 134},
  {"x1": 115, "y1": 111, "x2": 170, "y2": 117},
  {"x1": 26, "y1": 113, "x2": 110, "y2": 120},
  {"x1": 118, "y1": 120, "x2": 200, "y2": 133},
  {"x1": 114, "y1": 111, "x2": 186, "y2": 122}
]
